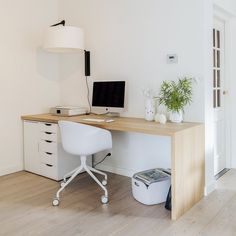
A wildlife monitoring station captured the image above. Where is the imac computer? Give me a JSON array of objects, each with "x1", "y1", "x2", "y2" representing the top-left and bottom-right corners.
[{"x1": 92, "y1": 81, "x2": 126, "y2": 117}]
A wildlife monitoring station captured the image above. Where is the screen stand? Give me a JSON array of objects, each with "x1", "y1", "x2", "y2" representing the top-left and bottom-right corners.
[{"x1": 106, "y1": 112, "x2": 120, "y2": 117}]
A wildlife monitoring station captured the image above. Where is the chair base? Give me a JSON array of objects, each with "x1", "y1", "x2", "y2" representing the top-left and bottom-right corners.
[{"x1": 52, "y1": 155, "x2": 108, "y2": 206}]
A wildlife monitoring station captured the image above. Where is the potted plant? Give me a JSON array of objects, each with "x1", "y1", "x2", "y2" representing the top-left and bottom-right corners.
[{"x1": 158, "y1": 77, "x2": 193, "y2": 123}]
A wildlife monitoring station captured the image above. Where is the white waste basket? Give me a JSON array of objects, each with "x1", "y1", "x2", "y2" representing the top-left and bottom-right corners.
[{"x1": 132, "y1": 168, "x2": 171, "y2": 205}]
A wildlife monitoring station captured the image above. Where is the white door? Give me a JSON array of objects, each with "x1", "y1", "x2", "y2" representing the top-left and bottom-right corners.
[{"x1": 213, "y1": 18, "x2": 226, "y2": 175}]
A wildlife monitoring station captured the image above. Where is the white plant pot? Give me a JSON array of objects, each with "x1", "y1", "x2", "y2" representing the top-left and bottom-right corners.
[
  {"x1": 169, "y1": 111, "x2": 183, "y2": 123},
  {"x1": 145, "y1": 98, "x2": 155, "y2": 121}
]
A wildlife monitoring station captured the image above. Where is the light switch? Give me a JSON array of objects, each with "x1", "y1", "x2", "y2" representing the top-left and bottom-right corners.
[{"x1": 167, "y1": 54, "x2": 178, "y2": 64}]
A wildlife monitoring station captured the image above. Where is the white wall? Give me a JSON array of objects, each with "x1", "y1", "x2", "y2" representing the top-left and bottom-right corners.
[
  {"x1": 96, "y1": 132, "x2": 171, "y2": 177},
  {"x1": 58, "y1": 0, "x2": 205, "y2": 122},
  {"x1": 214, "y1": 0, "x2": 236, "y2": 15},
  {"x1": 0, "y1": 0, "x2": 60, "y2": 176},
  {"x1": 58, "y1": 0, "x2": 214, "y2": 191}
]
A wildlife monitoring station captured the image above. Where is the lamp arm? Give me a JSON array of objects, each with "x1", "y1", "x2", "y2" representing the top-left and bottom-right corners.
[
  {"x1": 84, "y1": 50, "x2": 90, "y2": 77},
  {"x1": 50, "y1": 20, "x2": 65, "y2": 27}
]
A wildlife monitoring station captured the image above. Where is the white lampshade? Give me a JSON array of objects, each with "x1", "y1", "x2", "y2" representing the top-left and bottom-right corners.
[{"x1": 43, "y1": 26, "x2": 85, "y2": 53}]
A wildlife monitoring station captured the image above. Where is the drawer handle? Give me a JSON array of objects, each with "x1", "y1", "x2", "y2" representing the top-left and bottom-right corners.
[
  {"x1": 46, "y1": 164, "x2": 53, "y2": 167},
  {"x1": 45, "y1": 132, "x2": 52, "y2": 135},
  {"x1": 45, "y1": 140, "x2": 52, "y2": 143},
  {"x1": 45, "y1": 152, "x2": 53, "y2": 155},
  {"x1": 45, "y1": 123, "x2": 52, "y2": 126}
]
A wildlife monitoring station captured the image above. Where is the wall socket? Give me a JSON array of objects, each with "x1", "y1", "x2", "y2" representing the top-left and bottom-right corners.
[{"x1": 167, "y1": 54, "x2": 178, "y2": 64}]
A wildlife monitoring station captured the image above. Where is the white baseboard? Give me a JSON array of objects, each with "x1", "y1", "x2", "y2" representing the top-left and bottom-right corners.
[
  {"x1": 0, "y1": 164, "x2": 23, "y2": 177},
  {"x1": 204, "y1": 181, "x2": 216, "y2": 196},
  {"x1": 96, "y1": 164, "x2": 134, "y2": 178}
]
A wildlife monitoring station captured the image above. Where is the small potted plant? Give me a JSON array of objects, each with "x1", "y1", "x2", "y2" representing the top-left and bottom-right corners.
[{"x1": 158, "y1": 77, "x2": 193, "y2": 123}]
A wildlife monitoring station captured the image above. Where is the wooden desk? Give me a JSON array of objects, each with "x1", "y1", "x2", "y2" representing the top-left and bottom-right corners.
[{"x1": 21, "y1": 113, "x2": 205, "y2": 220}]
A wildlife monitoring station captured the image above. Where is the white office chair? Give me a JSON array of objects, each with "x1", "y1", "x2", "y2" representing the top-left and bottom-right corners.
[{"x1": 52, "y1": 121, "x2": 112, "y2": 206}]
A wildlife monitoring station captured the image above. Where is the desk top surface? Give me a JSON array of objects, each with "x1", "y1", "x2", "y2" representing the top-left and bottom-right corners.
[{"x1": 21, "y1": 113, "x2": 203, "y2": 137}]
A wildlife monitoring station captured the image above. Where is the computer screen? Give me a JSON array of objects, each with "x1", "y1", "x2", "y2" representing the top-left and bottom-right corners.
[{"x1": 92, "y1": 81, "x2": 126, "y2": 108}]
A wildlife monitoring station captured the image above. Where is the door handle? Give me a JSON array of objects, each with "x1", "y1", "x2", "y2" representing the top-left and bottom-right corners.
[{"x1": 223, "y1": 90, "x2": 228, "y2": 95}]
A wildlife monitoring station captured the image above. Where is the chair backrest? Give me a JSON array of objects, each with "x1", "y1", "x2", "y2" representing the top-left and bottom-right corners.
[{"x1": 58, "y1": 121, "x2": 112, "y2": 156}]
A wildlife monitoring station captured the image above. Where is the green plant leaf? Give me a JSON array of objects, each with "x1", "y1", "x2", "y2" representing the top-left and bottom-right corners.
[{"x1": 158, "y1": 77, "x2": 193, "y2": 112}]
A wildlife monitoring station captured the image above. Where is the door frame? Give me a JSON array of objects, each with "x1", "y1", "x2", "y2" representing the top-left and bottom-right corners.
[{"x1": 213, "y1": 5, "x2": 233, "y2": 169}]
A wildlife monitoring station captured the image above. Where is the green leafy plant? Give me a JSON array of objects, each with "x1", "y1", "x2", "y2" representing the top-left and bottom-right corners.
[{"x1": 159, "y1": 77, "x2": 193, "y2": 112}]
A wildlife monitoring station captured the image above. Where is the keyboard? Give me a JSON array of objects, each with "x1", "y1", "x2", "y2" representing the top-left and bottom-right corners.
[{"x1": 83, "y1": 118, "x2": 114, "y2": 123}]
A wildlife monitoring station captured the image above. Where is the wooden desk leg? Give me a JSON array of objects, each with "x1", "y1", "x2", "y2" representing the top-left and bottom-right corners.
[{"x1": 171, "y1": 125, "x2": 205, "y2": 220}]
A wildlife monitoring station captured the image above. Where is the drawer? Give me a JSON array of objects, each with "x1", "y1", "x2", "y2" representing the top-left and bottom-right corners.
[
  {"x1": 40, "y1": 151, "x2": 57, "y2": 166},
  {"x1": 40, "y1": 162, "x2": 57, "y2": 180},
  {"x1": 40, "y1": 131, "x2": 57, "y2": 142},
  {"x1": 39, "y1": 140, "x2": 57, "y2": 154},
  {"x1": 39, "y1": 122, "x2": 58, "y2": 134}
]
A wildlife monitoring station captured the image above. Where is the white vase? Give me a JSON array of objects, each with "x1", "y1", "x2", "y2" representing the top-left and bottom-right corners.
[
  {"x1": 169, "y1": 111, "x2": 183, "y2": 123},
  {"x1": 145, "y1": 98, "x2": 155, "y2": 121}
]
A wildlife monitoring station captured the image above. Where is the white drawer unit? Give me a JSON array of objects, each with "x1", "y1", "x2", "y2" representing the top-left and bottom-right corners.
[{"x1": 23, "y1": 121, "x2": 86, "y2": 181}]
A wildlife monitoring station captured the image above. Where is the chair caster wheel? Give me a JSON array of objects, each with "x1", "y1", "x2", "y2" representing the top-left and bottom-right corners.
[
  {"x1": 101, "y1": 195, "x2": 109, "y2": 204},
  {"x1": 52, "y1": 198, "x2": 60, "y2": 206},
  {"x1": 60, "y1": 180, "x2": 66, "y2": 187},
  {"x1": 102, "y1": 179, "x2": 107, "y2": 186}
]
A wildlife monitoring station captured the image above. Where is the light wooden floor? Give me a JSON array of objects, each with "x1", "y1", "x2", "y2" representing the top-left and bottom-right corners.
[{"x1": 0, "y1": 170, "x2": 236, "y2": 236}]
